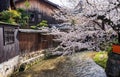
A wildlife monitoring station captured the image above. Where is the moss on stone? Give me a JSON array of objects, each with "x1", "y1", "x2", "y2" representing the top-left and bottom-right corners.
[{"x1": 93, "y1": 51, "x2": 108, "y2": 68}]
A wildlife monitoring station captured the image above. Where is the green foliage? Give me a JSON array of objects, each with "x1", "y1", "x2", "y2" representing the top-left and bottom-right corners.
[
  {"x1": 106, "y1": 37, "x2": 118, "y2": 53},
  {"x1": 105, "y1": 46, "x2": 112, "y2": 53},
  {"x1": 100, "y1": 36, "x2": 118, "y2": 53},
  {"x1": 93, "y1": 52, "x2": 108, "y2": 68},
  {"x1": 0, "y1": 9, "x2": 29, "y2": 26},
  {"x1": 17, "y1": 8, "x2": 30, "y2": 27},
  {"x1": 112, "y1": 37, "x2": 119, "y2": 44},
  {"x1": 24, "y1": 0, "x2": 30, "y2": 9},
  {"x1": 30, "y1": 26, "x2": 37, "y2": 29},
  {"x1": 0, "y1": 10, "x2": 21, "y2": 24},
  {"x1": 37, "y1": 20, "x2": 48, "y2": 27},
  {"x1": 30, "y1": 20, "x2": 48, "y2": 29}
]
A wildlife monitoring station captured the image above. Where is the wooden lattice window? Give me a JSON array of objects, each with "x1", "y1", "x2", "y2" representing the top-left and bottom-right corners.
[{"x1": 3, "y1": 27, "x2": 15, "y2": 45}]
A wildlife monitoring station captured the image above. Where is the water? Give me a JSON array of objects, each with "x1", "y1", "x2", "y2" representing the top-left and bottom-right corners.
[{"x1": 11, "y1": 52, "x2": 106, "y2": 77}]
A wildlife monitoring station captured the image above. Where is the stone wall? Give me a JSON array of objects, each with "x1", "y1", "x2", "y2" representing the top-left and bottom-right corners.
[{"x1": 0, "y1": 56, "x2": 19, "y2": 77}]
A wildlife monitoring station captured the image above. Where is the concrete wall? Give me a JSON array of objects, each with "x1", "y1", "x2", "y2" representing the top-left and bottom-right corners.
[{"x1": 0, "y1": 56, "x2": 19, "y2": 77}]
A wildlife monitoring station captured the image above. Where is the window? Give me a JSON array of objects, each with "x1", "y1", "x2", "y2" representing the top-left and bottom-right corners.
[
  {"x1": 38, "y1": 14, "x2": 41, "y2": 21},
  {"x1": 3, "y1": 27, "x2": 15, "y2": 45},
  {"x1": 30, "y1": 13, "x2": 35, "y2": 22}
]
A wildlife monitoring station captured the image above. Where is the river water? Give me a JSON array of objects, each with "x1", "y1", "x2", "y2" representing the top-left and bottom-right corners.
[{"x1": 11, "y1": 52, "x2": 106, "y2": 77}]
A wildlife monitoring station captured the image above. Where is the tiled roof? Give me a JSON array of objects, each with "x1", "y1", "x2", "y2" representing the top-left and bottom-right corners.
[{"x1": 14, "y1": 0, "x2": 60, "y2": 9}]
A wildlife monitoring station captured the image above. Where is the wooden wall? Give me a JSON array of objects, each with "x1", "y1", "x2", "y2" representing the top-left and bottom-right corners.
[
  {"x1": 38, "y1": 34, "x2": 54, "y2": 49},
  {"x1": 15, "y1": 0, "x2": 60, "y2": 25},
  {"x1": 19, "y1": 32, "x2": 55, "y2": 54},
  {"x1": 0, "y1": 24, "x2": 19, "y2": 63},
  {"x1": 19, "y1": 33, "x2": 39, "y2": 54},
  {"x1": 15, "y1": 0, "x2": 59, "y2": 16}
]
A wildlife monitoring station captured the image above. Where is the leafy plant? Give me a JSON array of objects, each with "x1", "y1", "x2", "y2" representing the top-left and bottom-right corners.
[
  {"x1": 30, "y1": 20, "x2": 48, "y2": 29},
  {"x1": 24, "y1": 0, "x2": 30, "y2": 9},
  {"x1": 0, "y1": 9, "x2": 30, "y2": 26},
  {"x1": 105, "y1": 46, "x2": 112, "y2": 53},
  {"x1": 93, "y1": 52, "x2": 108, "y2": 68},
  {"x1": 0, "y1": 10, "x2": 21, "y2": 24},
  {"x1": 24, "y1": 0, "x2": 30, "y2": 27},
  {"x1": 37, "y1": 20, "x2": 48, "y2": 27},
  {"x1": 17, "y1": 8, "x2": 30, "y2": 27},
  {"x1": 30, "y1": 26, "x2": 37, "y2": 29}
]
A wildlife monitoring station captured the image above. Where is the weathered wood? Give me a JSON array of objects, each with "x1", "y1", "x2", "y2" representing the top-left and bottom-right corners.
[
  {"x1": 15, "y1": 0, "x2": 59, "y2": 15},
  {"x1": 19, "y1": 33, "x2": 39, "y2": 53},
  {"x1": 19, "y1": 32, "x2": 55, "y2": 54},
  {"x1": 0, "y1": 23, "x2": 19, "y2": 63},
  {"x1": 15, "y1": 0, "x2": 60, "y2": 25}
]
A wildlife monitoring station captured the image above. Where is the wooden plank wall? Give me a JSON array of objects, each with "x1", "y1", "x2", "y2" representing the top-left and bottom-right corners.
[
  {"x1": 15, "y1": 0, "x2": 60, "y2": 25},
  {"x1": 19, "y1": 33, "x2": 39, "y2": 54},
  {"x1": 19, "y1": 33, "x2": 55, "y2": 54},
  {"x1": 38, "y1": 34, "x2": 54, "y2": 50},
  {"x1": 15, "y1": 0, "x2": 58, "y2": 16},
  {"x1": 0, "y1": 26, "x2": 19, "y2": 63}
]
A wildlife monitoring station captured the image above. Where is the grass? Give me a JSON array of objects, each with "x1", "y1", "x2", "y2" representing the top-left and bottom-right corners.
[{"x1": 73, "y1": 51, "x2": 108, "y2": 68}]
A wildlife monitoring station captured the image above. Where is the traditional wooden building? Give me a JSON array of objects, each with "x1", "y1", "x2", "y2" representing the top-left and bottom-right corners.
[
  {"x1": 15, "y1": 0, "x2": 61, "y2": 25},
  {"x1": 0, "y1": 23, "x2": 19, "y2": 77},
  {"x1": 0, "y1": 23, "x2": 19, "y2": 63},
  {"x1": 18, "y1": 29, "x2": 55, "y2": 60},
  {"x1": 18, "y1": 29, "x2": 55, "y2": 51}
]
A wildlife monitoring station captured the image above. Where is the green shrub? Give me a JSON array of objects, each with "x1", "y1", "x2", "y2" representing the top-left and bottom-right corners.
[
  {"x1": 37, "y1": 20, "x2": 48, "y2": 27},
  {"x1": 93, "y1": 52, "x2": 108, "y2": 68},
  {"x1": 0, "y1": 9, "x2": 30, "y2": 26},
  {"x1": 24, "y1": 0, "x2": 30, "y2": 8},
  {"x1": 17, "y1": 8, "x2": 30, "y2": 27},
  {"x1": 105, "y1": 46, "x2": 112, "y2": 53},
  {"x1": 0, "y1": 10, "x2": 21, "y2": 24},
  {"x1": 30, "y1": 26, "x2": 37, "y2": 29}
]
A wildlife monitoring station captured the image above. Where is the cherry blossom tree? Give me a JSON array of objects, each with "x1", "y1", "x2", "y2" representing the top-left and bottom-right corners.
[
  {"x1": 81, "y1": 0, "x2": 120, "y2": 31},
  {"x1": 50, "y1": 0, "x2": 119, "y2": 55}
]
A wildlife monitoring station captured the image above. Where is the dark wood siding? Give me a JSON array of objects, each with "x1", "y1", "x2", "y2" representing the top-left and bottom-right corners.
[
  {"x1": 19, "y1": 33, "x2": 39, "y2": 53},
  {"x1": 19, "y1": 32, "x2": 55, "y2": 54},
  {"x1": 15, "y1": 0, "x2": 59, "y2": 15},
  {"x1": 15, "y1": 0, "x2": 60, "y2": 25}
]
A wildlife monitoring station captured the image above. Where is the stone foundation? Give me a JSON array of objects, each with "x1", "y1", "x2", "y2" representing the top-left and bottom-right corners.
[{"x1": 0, "y1": 56, "x2": 19, "y2": 77}]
